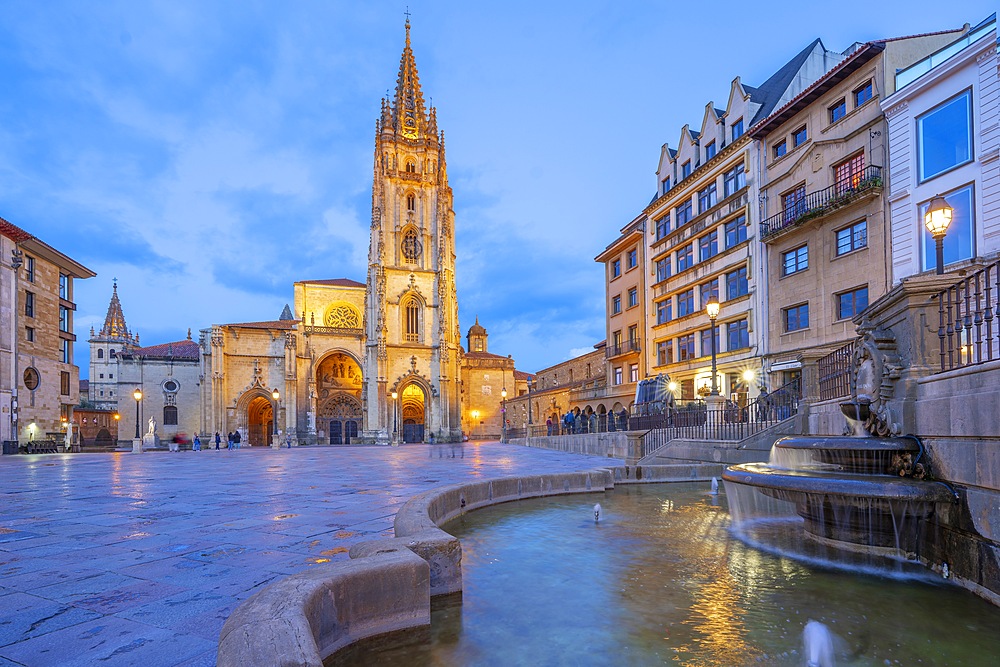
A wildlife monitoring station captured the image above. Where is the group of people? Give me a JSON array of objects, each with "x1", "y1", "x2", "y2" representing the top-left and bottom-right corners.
[
  {"x1": 553, "y1": 408, "x2": 630, "y2": 435},
  {"x1": 207, "y1": 430, "x2": 243, "y2": 450}
]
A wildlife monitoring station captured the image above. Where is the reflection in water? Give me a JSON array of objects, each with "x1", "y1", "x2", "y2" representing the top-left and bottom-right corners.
[{"x1": 351, "y1": 483, "x2": 1000, "y2": 666}]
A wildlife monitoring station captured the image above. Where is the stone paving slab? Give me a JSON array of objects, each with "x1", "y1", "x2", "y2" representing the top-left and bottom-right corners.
[{"x1": 0, "y1": 442, "x2": 620, "y2": 665}]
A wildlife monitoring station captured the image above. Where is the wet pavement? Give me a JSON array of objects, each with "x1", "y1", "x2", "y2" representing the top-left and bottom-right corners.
[{"x1": 0, "y1": 442, "x2": 619, "y2": 666}]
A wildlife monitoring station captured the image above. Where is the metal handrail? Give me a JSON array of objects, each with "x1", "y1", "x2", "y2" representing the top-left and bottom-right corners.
[
  {"x1": 760, "y1": 166, "x2": 882, "y2": 241},
  {"x1": 934, "y1": 258, "x2": 1000, "y2": 372}
]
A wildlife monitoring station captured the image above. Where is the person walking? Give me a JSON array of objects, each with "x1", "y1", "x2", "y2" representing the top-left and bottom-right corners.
[
  {"x1": 215, "y1": 432, "x2": 221, "y2": 450},
  {"x1": 193, "y1": 434, "x2": 201, "y2": 451},
  {"x1": 227, "y1": 431, "x2": 234, "y2": 450}
]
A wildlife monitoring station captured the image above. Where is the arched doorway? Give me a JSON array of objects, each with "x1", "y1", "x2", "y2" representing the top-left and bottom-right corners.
[
  {"x1": 319, "y1": 394, "x2": 362, "y2": 445},
  {"x1": 248, "y1": 396, "x2": 274, "y2": 446},
  {"x1": 400, "y1": 383, "x2": 425, "y2": 443}
]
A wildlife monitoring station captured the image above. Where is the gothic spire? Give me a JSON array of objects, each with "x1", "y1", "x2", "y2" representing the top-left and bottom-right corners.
[
  {"x1": 390, "y1": 18, "x2": 430, "y2": 140},
  {"x1": 98, "y1": 279, "x2": 131, "y2": 342}
]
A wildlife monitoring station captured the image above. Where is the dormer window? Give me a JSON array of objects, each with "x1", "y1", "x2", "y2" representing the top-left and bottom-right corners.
[
  {"x1": 682, "y1": 161, "x2": 692, "y2": 179},
  {"x1": 662, "y1": 177, "x2": 670, "y2": 194},
  {"x1": 731, "y1": 118, "x2": 744, "y2": 141},
  {"x1": 705, "y1": 141, "x2": 716, "y2": 160}
]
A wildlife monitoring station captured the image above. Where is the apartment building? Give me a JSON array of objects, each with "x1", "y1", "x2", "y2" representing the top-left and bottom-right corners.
[{"x1": 752, "y1": 28, "x2": 966, "y2": 387}]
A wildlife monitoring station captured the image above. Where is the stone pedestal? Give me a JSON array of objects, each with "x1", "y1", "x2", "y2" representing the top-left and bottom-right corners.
[{"x1": 132, "y1": 437, "x2": 143, "y2": 453}]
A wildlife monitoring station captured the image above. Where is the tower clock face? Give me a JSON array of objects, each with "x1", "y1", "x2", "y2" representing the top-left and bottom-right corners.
[
  {"x1": 402, "y1": 232, "x2": 422, "y2": 261},
  {"x1": 403, "y1": 115, "x2": 417, "y2": 139}
]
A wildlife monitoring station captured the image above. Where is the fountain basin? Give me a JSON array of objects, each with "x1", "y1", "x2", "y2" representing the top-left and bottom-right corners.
[{"x1": 771, "y1": 435, "x2": 921, "y2": 475}]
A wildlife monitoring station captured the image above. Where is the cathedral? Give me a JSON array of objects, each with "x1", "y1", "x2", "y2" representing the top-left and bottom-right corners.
[{"x1": 90, "y1": 21, "x2": 522, "y2": 446}]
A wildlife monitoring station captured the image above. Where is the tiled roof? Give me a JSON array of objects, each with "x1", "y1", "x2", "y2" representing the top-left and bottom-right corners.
[
  {"x1": 0, "y1": 216, "x2": 33, "y2": 243},
  {"x1": 514, "y1": 370, "x2": 533, "y2": 381},
  {"x1": 301, "y1": 278, "x2": 365, "y2": 288},
  {"x1": 132, "y1": 339, "x2": 200, "y2": 360},
  {"x1": 464, "y1": 351, "x2": 511, "y2": 361}
]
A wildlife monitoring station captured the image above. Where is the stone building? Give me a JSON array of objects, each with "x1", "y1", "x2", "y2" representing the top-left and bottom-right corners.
[
  {"x1": 752, "y1": 29, "x2": 966, "y2": 390},
  {"x1": 459, "y1": 318, "x2": 518, "y2": 440},
  {"x1": 505, "y1": 344, "x2": 606, "y2": 431},
  {"x1": 1, "y1": 215, "x2": 94, "y2": 447}
]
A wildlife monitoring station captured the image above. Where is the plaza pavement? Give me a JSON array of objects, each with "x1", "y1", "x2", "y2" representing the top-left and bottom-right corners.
[{"x1": 0, "y1": 442, "x2": 620, "y2": 666}]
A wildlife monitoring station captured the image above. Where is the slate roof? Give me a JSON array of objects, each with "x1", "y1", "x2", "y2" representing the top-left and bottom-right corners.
[
  {"x1": 131, "y1": 339, "x2": 200, "y2": 360},
  {"x1": 748, "y1": 38, "x2": 824, "y2": 125}
]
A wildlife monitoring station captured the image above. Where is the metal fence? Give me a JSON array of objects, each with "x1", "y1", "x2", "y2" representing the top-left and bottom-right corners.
[
  {"x1": 760, "y1": 166, "x2": 882, "y2": 241},
  {"x1": 934, "y1": 258, "x2": 1000, "y2": 372},
  {"x1": 818, "y1": 340, "x2": 855, "y2": 401}
]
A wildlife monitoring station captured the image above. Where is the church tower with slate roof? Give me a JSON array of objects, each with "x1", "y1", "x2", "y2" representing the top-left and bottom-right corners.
[
  {"x1": 362, "y1": 19, "x2": 461, "y2": 443},
  {"x1": 88, "y1": 280, "x2": 138, "y2": 411}
]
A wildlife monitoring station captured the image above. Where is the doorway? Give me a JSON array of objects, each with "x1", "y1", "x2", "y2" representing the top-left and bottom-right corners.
[
  {"x1": 400, "y1": 383, "x2": 426, "y2": 443},
  {"x1": 247, "y1": 395, "x2": 274, "y2": 446}
]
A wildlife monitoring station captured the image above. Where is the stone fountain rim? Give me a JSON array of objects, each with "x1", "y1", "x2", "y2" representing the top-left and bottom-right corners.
[{"x1": 773, "y1": 435, "x2": 920, "y2": 452}]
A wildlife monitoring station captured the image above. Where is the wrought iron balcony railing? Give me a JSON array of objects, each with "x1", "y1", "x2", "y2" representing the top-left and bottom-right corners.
[
  {"x1": 760, "y1": 166, "x2": 882, "y2": 242},
  {"x1": 606, "y1": 339, "x2": 641, "y2": 358}
]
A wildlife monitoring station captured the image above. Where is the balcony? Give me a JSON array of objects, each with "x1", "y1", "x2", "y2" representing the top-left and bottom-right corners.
[
  {"x1": 760, "y1": 166, "x2": 882, "y2": 242},
  {"x1": 606, "y1": 339, "x2": 641, "y2": 358}
]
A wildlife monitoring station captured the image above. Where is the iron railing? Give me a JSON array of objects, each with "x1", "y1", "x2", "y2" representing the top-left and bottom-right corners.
[
  {"x1": 509, "y1": 378, "x2": 801, "y2": 461},
  {"x1": 606, "y1": 339, "x2": 641, "y2": 358},
  {"x1": 933, "y1": 258, "x2": 1000, "y2": 372},
  {"x1": 818, "y1": 341, "x2": 856, "y2": 401},
  {"x1": 760, "y1": 166, "x2": 882, "y2": 241}
]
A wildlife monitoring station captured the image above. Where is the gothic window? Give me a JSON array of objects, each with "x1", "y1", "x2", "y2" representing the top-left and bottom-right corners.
[
  {"x1": 404, "y1": 298, "x2": 421, "y2": 342},
  {"x1": 97, "y1": 349, "x2": 104, "y2": 359},
  {"x1": 163, "y1": 405, "x2": 178, "y2": 425},
  {"x1": 405, "y1": 159, "x2": 416, "y2": 173},
  {"x1": 406, "y1": 193, "x2": 416, "y2": 211},
  {"x1": 325, "y1": 304, "x2": 361, "y2": 329},
  {"x1": 110, "y1": 349, "x2": 117, "y2": 358},
  {"x1": 402, "y1": 229, "x2": 422, "y2": 261}
]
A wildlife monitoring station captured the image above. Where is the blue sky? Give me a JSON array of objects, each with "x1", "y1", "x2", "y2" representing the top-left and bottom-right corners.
[{"x1": 0, "y1": 1, "x2": 992, "y2": 377}]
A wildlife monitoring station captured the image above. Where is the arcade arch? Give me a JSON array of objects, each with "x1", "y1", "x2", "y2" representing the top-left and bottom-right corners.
[{"x1": 316, "y1": 351, "x2": 364, "y2": 444}]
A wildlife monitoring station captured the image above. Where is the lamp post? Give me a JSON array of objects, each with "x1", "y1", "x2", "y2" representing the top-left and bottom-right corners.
[
  {"x1": 271, "y1": 388, "x2": 280, "y2": 446},
  {"x1": 924, "y1": 194, "x2": 953, "y2": 275},
  {"x1": 705, "y1": 295, "x2": 720, "y2": 396},
  {"x1": 471, "y1": 409, "x2": 479, "y2": 440},
  {"x1": 133, "y1": 388, "x2": 142, "y2": 438},
  {"x1": 390, "y1": 390, "x2": 398, "y2": 445},
  {"x1": 501, "y1": 387, "x2": 507, "y2": 443}
]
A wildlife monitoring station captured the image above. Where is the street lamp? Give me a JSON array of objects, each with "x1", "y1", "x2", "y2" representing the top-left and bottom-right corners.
[
  {"x1": 471, "y1": 409, "x2": 479, "y2": 440},
  {"x1": 133, "y1": 388, "x2": 142, "y2": 438},
  {"x1": 501, "y1": 386, "x2": 507, "y2": 443},
  {"x1": 705, "y1": 295, "x2": 720, "y2": 396},
  {"x1": 271, "y1": 388, "x2": 280, "y2": 444},
  {"x1": 390, "y1": 390, "x2": 398, "y2": 444},
  {"x1": 924, "y1": 194, "x2": 953, "y2": 275}
]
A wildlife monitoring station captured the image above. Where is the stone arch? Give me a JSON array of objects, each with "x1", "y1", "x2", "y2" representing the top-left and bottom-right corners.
[
  {"x1": 400, "y1": 225, "x2": 422, "y2": 263},
  {"x1": 315, "y1": 350, "x2": 363, "y2": 401},
  {"x1": 318, "y1": 392, "x2": 363, "y2": 445},
  {"x1": 235, "y1": 388, "x2": 275, "y2": 446},
  {"x1": 400, "y1": 293, "x2": 424, "y2": 343},
  {"x1": 392, "y1": 376, "x2": 431, "y2": 443}
]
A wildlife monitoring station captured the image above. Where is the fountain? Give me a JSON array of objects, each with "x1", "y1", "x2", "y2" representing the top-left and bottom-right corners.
[
  {"x1": 593, "y1": 503, "x2": 601, "y2": 522},
  {"x1": 723, "y1": 327, "x2": 958, "y2": 570},
  {"x1": 802, "y1": 620, "x2": 835, "y2": 667}
]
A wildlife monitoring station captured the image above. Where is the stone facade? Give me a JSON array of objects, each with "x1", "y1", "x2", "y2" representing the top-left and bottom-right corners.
[
  {"x1": 459, "y1": 321, "x2": 517, "y2": 439},
  {"x1": 1, "y1": 216, "x2": 94, "y2": 446}
]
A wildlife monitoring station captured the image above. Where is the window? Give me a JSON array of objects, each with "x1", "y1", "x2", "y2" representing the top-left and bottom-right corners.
[
  {"x1": 917, "y1": 89, "x2": 973, "y2": 182},
  {"x1": 793, "y1": 126, "x2": 808, "y2": 147},
  {"x1": 678, "y1": 334, "x2": 695, "y2": 361},
  {"x1": 60, "y1": 371, "x2": 70, "y2": 396},
  {"x1": 630, "y1": 364, "x2": 639, "y2": 383},
  {"x1": 731, "y1": 118, "x2": 744, "y2": 141},
  {"x1": 676, "y1": 199, "x2": 693, "y2": 226},
  {"x1": 853, "y1": 80, "x2": 873, "y2": 107},
  {"x1": 784, "y1": 303, "x2": 809, "y2": 332},
  {"x1": 920, "y1": 184, "x2": 975, "y2": 271},
  {"x1": 612, "y1": 330, "x2": 622, "y2": 349},
  {"x1": 726, "y1": 266, "x2": 748, "y2": 299},
  {"x1": 627, "y1": 249, "x2": 638, "y2": 269},
  {"x1": 164, "y1": 380, "x2": 178, "y2": 392},
  {"x1": 773, "y1": 139, "x2": 787, "y2": 159},
  {"x1": 24, "y1": 292, "x2": 34, "y2": 318},
  {"x1": 682, "y1": 161, "x2": 692, "y2": 179},
  {"x1": 698, "y1": 183, "x2": 717, "y2": 212},
  {"x1": 676, "y1": 244, "x2": 693, "y2": 271},
  {"x1": 700, "y1": 327, "x2": 719, "y2": 357},
  {"x1": 405, "y1": 160, "x2": 416, "y2": 173},
  {"x1": 59, "y1": 306, "x2": 69, "y2": 333},
  {"x1": 401, "y1": 229, "x2": 421, "y2": 261},
  {"x1": 782, "y1": 245, "x2": 808, "y2": 276},
  {"x1": 834, "y1": 153, "x2": 865, "y2": 193},
  {"x1": 656, "y1": 340, "x2": 673, "y2": 366},
  {"x1": 727, "y1": 320, "x2": 749, "y2": 351},
  {"x1": 700, "y1": 279, "x2": 719, "y2": 305},
  {"x1": 705, "y1": 141, "x2": 716, "y2": 160},
  {"x1": 699, "y1": 230, "x2": 718, "y2": 261},
  {"x1": 829, "y1": 98, "x2": 847, "y2": 123},
  {"x1": 723, "y1": 163, "x2": 745, "y2": 197},
  {"x1": 836, "y1": 220, "x2": 867, "y2": 255},
  {"x1": 109, "y1": 374, "x2": 113, "y2": 379},
  {"x1": 614, "y1": 367, "x2": 623, "y2": 385},
  {"x1": 25, "y1": 256, "x2": 34, "y2": 283},
  {"x1": 677, "y1": 289, "x2": 695, "y2": 317},
  {"x1": 99, "y1": 373, "x2": 104, "y2": 378},
  {"x1": 25, "y1": 327, "x2": 34, "y2": 342},
  {"x1": 627, "y1": 288, "x2": 638, "y2": 308},
  {"x1": 163, "y1": 405, "x2": 178, "y2": 426},
  {"x1": 59, "y1": 274, "x2": 68, "y2": 300},
  {"x1": 61, "y1": 339, "x2": 71, "y2": 363},
  {"x1": 612, "y1": 295, "x2": 621, "y2": 314},
  {"x1": 406, "y1": 193, "x2": 416, "y2": 211},
  {"x1": 612, "y1": 259, "x2": 621, "y2": 278},
  {"x1": 655, "y1": 257, "x2": 671, "y2": 282},
  {"x1": 656, "y1": 299, "x2": 672, "y2": 325},
  {"x1": 662, "y1": 177, "x2": 671, "y2": 194},
  {"x1": 110, "y1": 349, "x2": 116, "y2": 358},
  {"x1": 725, "y1": 215, "x2": 747, "y2": 248},
  {"x1": 628, "y1": 325, "x2": 638, "y2": 345},
  {"x1": 837, "y1": 286, "x2": 869, "y2": 320},
  {"x1": 655, "y1": 216, "x2": 669, "y2": 240},
  {"x1": 404, "y1": 299, "x2": 421, "y2": 342},
  {"x1": 782, "y1": 186, "x2": 806, "y2": 222}
]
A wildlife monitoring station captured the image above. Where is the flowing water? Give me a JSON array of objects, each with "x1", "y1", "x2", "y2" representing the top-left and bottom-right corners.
[{"x1": 333, "y1": 483, "x2": 1000, "y2": 666}]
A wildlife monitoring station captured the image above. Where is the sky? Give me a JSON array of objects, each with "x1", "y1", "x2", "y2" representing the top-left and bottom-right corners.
[{"x1": 0, "y1": 0, "x2": 993, "y2": 377}]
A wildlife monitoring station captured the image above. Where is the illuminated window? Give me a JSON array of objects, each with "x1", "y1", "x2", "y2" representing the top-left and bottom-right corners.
[{"x1": 834, "y1": 153, "x2": 865, "y2": 192}]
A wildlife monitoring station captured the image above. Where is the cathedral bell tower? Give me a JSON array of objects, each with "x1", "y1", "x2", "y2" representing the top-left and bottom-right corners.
[{"x1": 363, "y1": 19, "x2": 462, "y2": 443}]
